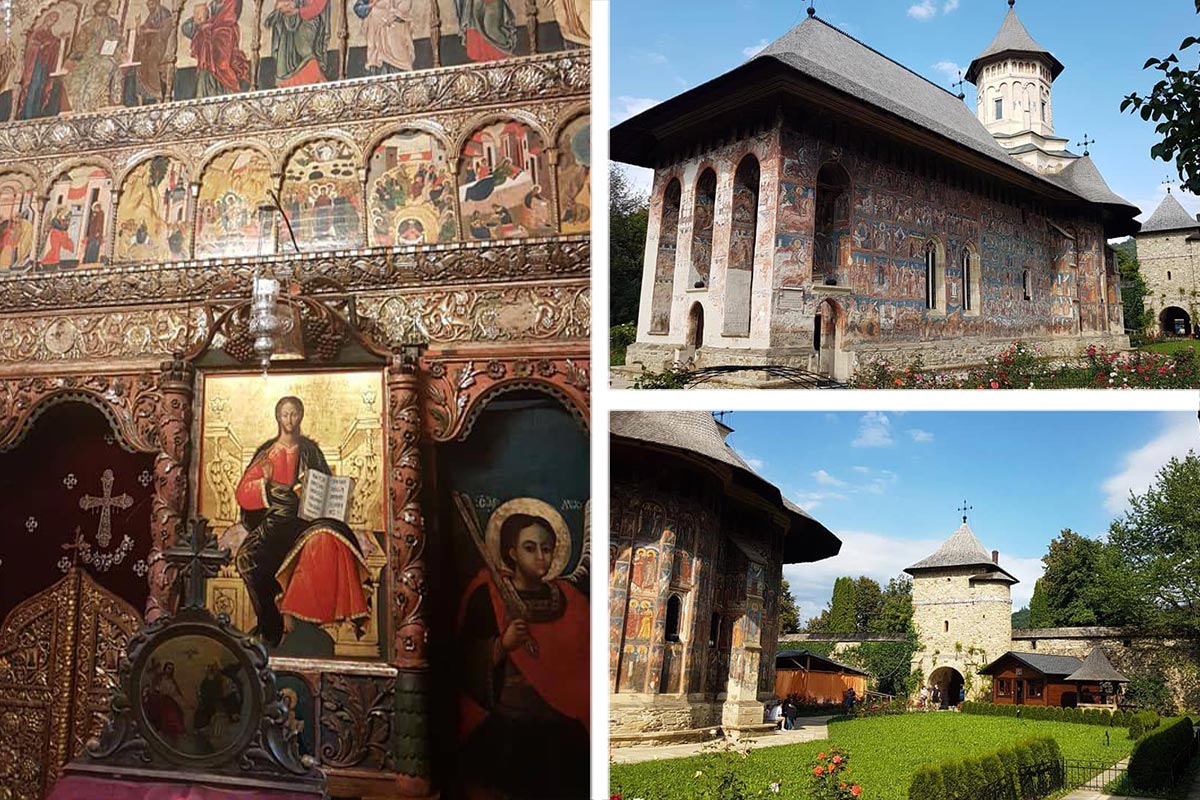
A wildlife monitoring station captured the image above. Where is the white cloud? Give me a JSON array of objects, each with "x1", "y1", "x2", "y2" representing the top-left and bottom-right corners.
[
  {"x1": 852, "y1": 412, "x2": 894, "y2": 448},
  {"x1": 853, "y1": 466, "x2": 870, "y2": 474},
  {"x1": 644, "y1": 51, "x2": 669, "y2": 65},
  {"x1": 791, "y1": 490, "x2": 849, "y2": 513},
  {"x1": 909, "y1": 429, "x2": 935, "y2": 443},
  {"x1": 742, "y1": 39, "x2": 769, "y2": 58},
  {"x1": 1101, "y1": 413, "x2": 1197, "y2": 513},
  {"x1": 907, "y1": 0, "x2": 938, "y2": 20},
  {"x1": 932, "y1": 61, "x2": 962, "y2": 82},
  {"x1": 812, "y1": 469, "x2": 848, "y2": 488},
  {"x1": 784, "y1": 530, "x2": 1045, "y2": 621},
  {"x1": 942, "y1": 0, "x2": 960, "y2": 13},
  {"x1": 612, "y1": 96, "x2": 661, "y2": 124},
  {"x1": 745, "y1": 456, "x2": 766, "y2": 472},
  {"x1": 863, "y1": 469, "x2": 898, "y2": 494}
]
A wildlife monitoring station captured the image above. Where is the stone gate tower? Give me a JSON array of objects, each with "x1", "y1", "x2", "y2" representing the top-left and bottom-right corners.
[{"x1": 905, "y1": 517, "x2": 1017, "y2": 704}]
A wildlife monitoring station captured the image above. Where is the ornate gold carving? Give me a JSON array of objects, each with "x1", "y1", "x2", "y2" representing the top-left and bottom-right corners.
[
  {"x1": 0, "y1": 570, "x2": 141, "y2": 800},
  {"x1": 0, "y1": 308, "x2": 205, "y2": 363},
  {"x1": 0, "y1": 238, "x2": 589, "y2": 314},
  {"x1": 0, "y1": 53, "x2": 589, "y2": 163},
  {"x1": 318, "y1": 673, "x2": 395, "y2": 771},
  {"x1": 422, "y1": 353, "x2": 590, "y2": 442},
  {"x1": 0, "y1": 373, "x2": 163, "y2": 453},
  {"x1": 147, "y1": 357, "x2": 194, "y2": 621},
  {"x1": 386, "y1": 360, "x2": 427, "y2": 666}
]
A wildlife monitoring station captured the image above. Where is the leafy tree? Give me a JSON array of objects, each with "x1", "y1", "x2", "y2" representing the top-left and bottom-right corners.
[
  {"x1": 827, "y1": 576, "x2": 858, "y2": 634},
  {"x1": 1028, "y1": 530, "x2": 1107, "y2": 628},
  {"x1": 1115, "y1": 243, "x2": 1152, "y2": 334},
  {"x1": 1122, "y1": 2, "x2": 1200, "y2": 194},
  {"x1": 778, "y1": 579, "x2": 802, "y2": 635},
  {"x1": 610, "y1": 167, "x2": 648, "y2": 326},
  {"x1": 872, "y1": 575, "x2": 914, "y2": 636},
  {"x1": 852, "y1": 575, "x2": 884, "y2": 632},
  {"x1": 1103, "y1": 453, "x2": 1200, "y2": 634},
  {"x1": 1011, "y1": 606, "x2": 1031, "y2": 629}
]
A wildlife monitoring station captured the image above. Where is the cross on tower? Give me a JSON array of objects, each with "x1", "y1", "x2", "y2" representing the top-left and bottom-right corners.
[
  {"x1": 1163, "y1": 176, "x2": 1177, "y2": 195},
  {"x1": 79, "y1": 468, "x2": 133, "y2": 548},
  {"x1": 807, "y1": 0, "x2": 815, "y2": 18},
  {"x1": 1077, "y1": 134, "x2": 1096, "y2": 157},
  {"x1": 1008, "y1": 0, "x2": 1015, "y2": 7},
  {"x1": 163, "y1": 518, "x2": 231, "y2": 610},
  {"x1": 958, "y1": 501, "x2": 973, "y2": 524},
  {"x1": 952, "y1": 69, "x2": 966, "y2": 101}
]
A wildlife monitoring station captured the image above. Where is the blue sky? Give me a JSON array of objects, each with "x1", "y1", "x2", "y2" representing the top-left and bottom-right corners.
[
  {"x1": 610, "y1": 0, "x2": 1200, "y2": 226},
  {"x1": 717, "y1": 411, "x2": 1198, "y2": 620}
]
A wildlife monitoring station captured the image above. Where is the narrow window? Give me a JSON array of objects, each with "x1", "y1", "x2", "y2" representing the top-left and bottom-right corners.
[
  {"x1": 995, "y1": 98, "x2": 1003, "y2": 120},
  {"x1": 709, "y1": 612, "x2": 721, "y2": 646},
  {"x1": 961, "y1": 249, "x2": 972, "y2": 312},
  {"x1": 944, "y1": 620, "x2": 950, "y2": 632},
  {"x1": 1041, "y1": 101, "x2": 1046, "y2": 121},
  {"x1": 665, "y1": 595, "x2": 682, "y2": 643},
  {"x1": 1023, "y1": 269, "x2": 1032, "y2": 301},
  {"x1": 925, "y1": 242, "x2": 938, "y2": 310},
  {"x1": 1167, "y1": 270, "x2": 1172, "y2": 281}
]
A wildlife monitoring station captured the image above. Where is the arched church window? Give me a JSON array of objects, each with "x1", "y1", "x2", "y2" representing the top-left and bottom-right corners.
[
  {"x1": 689, "y1": 169, "x2": 717, "y2": 289},
  {"x1": 709, "y1": 612, "x2": 721, "y2": 646},
  {"x1": 665, "y1": 594, "x2": 682, "y2": 643},
  {"x1": 995, "y1": 98, "x2": 1003, "y2": 120},
  {"x1": 815, "y1": 162, "x2": 852, "y2": 285},
  {"x1": 962, "y1": 245, "x2": 981, "y2": 316},
  {"x1": 944, "y1": 620, "x2": 949, "y2": 632},
  {"x1": 924, "y1": 240, "x2": 945, "y2": 312},
  {"x1": 1023, "y1": 269, "x2": 1033, "y2": 301},
  {"x1": 1168, "y1": 270, "x2": 1173, "y2": 281},
  {"x1": 724, "y1": 155, "x2": 760, "y2": 337},
  {"x1": 649, "y1": 179, "x2": 682, "y2": 334}
]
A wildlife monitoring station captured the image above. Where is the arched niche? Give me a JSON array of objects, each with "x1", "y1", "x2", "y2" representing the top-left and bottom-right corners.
[
  {"x1": 688, "y1": 168, "x2": 716, "y2": 289},
  {"x1": 42, "y1": 164, "x2": 113, "y2": 269},
  {"x1": 114, "y1": 155, "x2": 192, "y2": 263},
  {"x1": 458, "y1": 118, "x2": 554, "y2": 241},
  {"x1": 648, "y1": 178, "x2": 681, "y2": 334},
  {"x1": 194, "y1": 147, "x2": 275, "y2": 259},
  {"x1": 367, "y1": 129, "x2": 457, "y2": 246},
  {"x1": 724, "y1": 154, "x2": 760, "y2": 337},
  {"x1": 814, "y1": 161, "x2": 851, "y2": 286},
  {"x1": 556, "y1": 114, "x2": 590, "y2": 235},
  {"x1": 280, "y1": 137, "x2": 364, "y2": 251}
]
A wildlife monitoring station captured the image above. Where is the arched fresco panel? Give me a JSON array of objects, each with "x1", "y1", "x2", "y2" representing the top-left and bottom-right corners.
[
  {"x1": 0, "y1": 173, "x2": 38, "y2": 271},
  {"x1": 17, "y1": 1, "x2": 82, "y2": 120},
  {"x1": 42, "y1": 165, "x2": 113, "y2": 268},
  {"x1": 367, "y1": 130, "x2": 456, "y2": 246},
  {"x1": 459, "y1": 119, "x2": 553, "y2": 241},
  {"x1": 280, "y1": 138, "x2": 363, "y2": 250},
  {"x1": 259, "y1": 0, "x2": 342, "y2": 89},
  {"x1": 195, "y1": 148, "x2": 274, "y2": 259},
  {"x1": 556, "y1": 115, "x2": 589, "y2": 235},
  {"x1": 175, "y1": 0, "x2": 253, "y2": 100},
  {"x1": 126, "y1": 0, "x2": 178, "y2": 105},
  {"x1": 346, "y1": 0, "x2": 433, "y2": 77},
  {"x1": 115, "y1": 156, "x2": 191, "y2": 263}
]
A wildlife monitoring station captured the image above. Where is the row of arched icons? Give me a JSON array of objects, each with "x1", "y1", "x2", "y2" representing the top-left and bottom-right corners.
[
  {"x1": 0, "y1": 115, "x2": 589, "y2": 271},
  {"x1": 7, "y1": 0, "x2": 590, "y2": 120}
]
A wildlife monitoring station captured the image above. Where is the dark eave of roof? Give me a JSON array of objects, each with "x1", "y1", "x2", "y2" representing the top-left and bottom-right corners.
[
  {"x1": 776, "y1": 649, "x2": 871, "y2": 677},
  {"x1": 978, "y1": 651, "x2": 1083, "y2": 678}
]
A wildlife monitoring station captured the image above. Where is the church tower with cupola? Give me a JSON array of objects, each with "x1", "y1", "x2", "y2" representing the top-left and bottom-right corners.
[{"x1": 967, "y1": 1, "x2": 1076, "y2": 175}]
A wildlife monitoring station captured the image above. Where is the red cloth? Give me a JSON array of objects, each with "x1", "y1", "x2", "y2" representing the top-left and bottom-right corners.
[
  {"x1": 234, "y1": 444, "x2": 300, "y2": 511},
  {"x1": 457, "y1": 570, "x2": 590, "y2": 737},
  {"x1": 41, "y1": 223, "x2": 73, "y2": 264},
  {"x1": 49, "y1": 774, "x2": 317, "y2": 800},
  {"x1": 190, "y1": 0, "x2": 251, "y2": 93},
  {"x1": 277, "y1": 58, "x2": 325, "y2": 88},
  {"x1": 276, "y1": 530, "x2": 369, "y2": 624},
  {"x1": 464, "y1": 28, "x2": 509, "y2": 62}
]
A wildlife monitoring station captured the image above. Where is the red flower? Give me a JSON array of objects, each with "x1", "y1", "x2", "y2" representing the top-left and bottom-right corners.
[
  {"x1": 833, "y1": 756, "x2": 843, "y2": 765},
  {"x1": 814, "y1": 766, "x2": 824, "y2": 776},
  {"x1": 818, "y1": 752, "x2": 827, "y2": 760},
  {"x1": 852, "y1": 786, "x2": 863, "y2": 797}
]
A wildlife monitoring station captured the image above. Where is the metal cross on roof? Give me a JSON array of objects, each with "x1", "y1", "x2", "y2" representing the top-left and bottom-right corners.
[
  {"x1": 1163, "y1": 176, "x2": 1176, "y2": 195},
  {"x1": 163, "y1": 518, "x2": 231, "y2": 610},
  {"x1": 807, "y1": 1, "x2": 816, "y2": 18},
  {"x1": 1077, "y1": 134, "x2": 1096, "y2": 156},
  {"x1": 958, "y1": 501, "x2": 974, "y2": 524},
  {"x1": 952, "y1": 69, "x2": 967, "y2": 101},
  {"x1": 1008, "y1": 0, "x2": 1015, "y2": 7}
]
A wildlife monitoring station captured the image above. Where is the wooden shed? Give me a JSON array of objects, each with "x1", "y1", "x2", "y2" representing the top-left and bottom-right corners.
[
  {"x1": 978, "y1": 648, "x2": 1128, "y2": 708},
  {"x1": 775, "y1": 649, "x2": 869, "y2": 703}
]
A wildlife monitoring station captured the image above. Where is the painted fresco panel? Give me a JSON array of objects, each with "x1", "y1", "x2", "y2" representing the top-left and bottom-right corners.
[
  {"x1": 115, "y1": 156, "x2": 191, "y2": 262},
  {"x1": 367, "y1": 130, "x2": 456, "y2": 245},
  {"x1": 436, "y1": 0, "x2": 524, "y2": 64},
  {"x1": 17, "y1": 1, "x2": 83, "y2": 120},
  {"x1": 60, "y1": 0, "x2": 125, "y2": 113},
  {"x1": 556, "y1": 115, "x2": 589, "y2": 235},
  {"x1": 458, "y1": 119, "x2": 553, "y2": 241},
  {"x1": 199, "y1": 371, "x2": 387, "y2": 659},
  {"x1": 280, "y1": 139, "x2": 362, "y2": 250},
  {"x1": 175, "y1": 0, "x2": 253, "y2": 100},
  {"x1": 259, "y1": 0, "x2": 342, "y2": 89},
  {"x1": 42, "y1": 165, "x2": 113, "y2": 268},
  {"x1": 346, "y1": 0, "x2": 433, "y2": 77},
  {"x1": 194, "y1": 148, "x2": 274, "y2": 259},
  {"x1": 0, "y1": 30, "x2": 20, "y2": 120},
  {"x1": 544, "y1": 0, "x2": 588, "y2": 47},
  {"x1": 126, "y1": 0, "x2": 178, "y2": 104},
  {"x1": 0, "y1": 173, "x2": 38, "y2": 271}
]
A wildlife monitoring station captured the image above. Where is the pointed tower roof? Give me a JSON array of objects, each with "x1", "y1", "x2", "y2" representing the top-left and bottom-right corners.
[
  {"x1": 1065, "y1": 647, "x2": 1129, "y2": 684},
  {"x1": 1047, "y1": 156, "x2": 1139, "y2": 215},
  {"x1": 904, "y1": 521, "x2": 1019, "y2": 583},
  {"x1": 966, "y1": 7, "x2": 1064, "y2": 84},
  {"x1": 1140, "y1": 192, "x2": 1200, "y2": 234}
]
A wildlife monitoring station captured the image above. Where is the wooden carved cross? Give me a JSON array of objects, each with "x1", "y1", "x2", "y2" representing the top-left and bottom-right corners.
[
  {"x1": 79, "y1": 469, "x2": 133, "y2": 548},
  {"x1": 163, "y1": 518, "x2": 231, "y2": 610}
]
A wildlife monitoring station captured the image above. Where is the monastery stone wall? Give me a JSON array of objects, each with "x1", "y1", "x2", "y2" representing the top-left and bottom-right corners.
[
  {"x1": 1138, "y1": 231, "x2": 1200, "y2": 330},
  {"x1": 912, "y1": 568, "x2": 1012, "y2": 700}
]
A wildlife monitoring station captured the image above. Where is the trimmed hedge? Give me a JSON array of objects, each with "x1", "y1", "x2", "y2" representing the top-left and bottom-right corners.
[
  {"x1": 960, "y1": 701, "x2": 1159, "y2": 732},
  {"x1": 1128, "y1": 716, "x2": 1196, "y2": 791},
  {"x1": 906, "y1": 736, "x2": 1063, "y2": 800}
]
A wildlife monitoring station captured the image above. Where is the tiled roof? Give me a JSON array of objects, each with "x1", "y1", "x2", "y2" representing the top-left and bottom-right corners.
[
  {"x1": 1141, "y1": 192, "x2": 1200, "y2": 234},
  {"x1": 1065, "y1": 647, "x2": 1129, "y2": 683},
  {"x1": 905, "y1": 522, "x2": 1018, "y2": 583},
  {"x1": 966, "y1": 8, "x2": 1064, "y2": 83},
  {"x1": 979, "y1": 652, "x2": 1083, "y2": 677}
]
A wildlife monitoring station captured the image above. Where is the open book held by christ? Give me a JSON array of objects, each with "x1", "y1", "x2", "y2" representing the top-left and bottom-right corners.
[{"x1": 299, "y1": 470, "x2": 356, "y2": 524}]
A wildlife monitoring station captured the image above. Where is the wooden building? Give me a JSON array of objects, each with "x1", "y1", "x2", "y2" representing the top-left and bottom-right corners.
[
  {"x1": 775, "y1": 649, "x2": 869, "y2": 704},
  {"x1": 979, "y1": 648, "x2": 1128, "y2": 708}
]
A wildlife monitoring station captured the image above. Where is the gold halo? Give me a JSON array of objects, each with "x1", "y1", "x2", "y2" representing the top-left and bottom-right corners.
[{"x1": 485, "y1": 498, "x2": 572, "y2": 582}]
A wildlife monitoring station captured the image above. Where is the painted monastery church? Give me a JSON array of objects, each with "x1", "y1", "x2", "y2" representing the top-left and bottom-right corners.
[{"x1": 613, "y1": 2, "x2": 1139, "y2": 382}]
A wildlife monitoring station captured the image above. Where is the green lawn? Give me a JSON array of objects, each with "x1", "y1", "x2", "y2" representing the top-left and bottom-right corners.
[
  {"x1": 1139, "y1": 340, "x2": 1199, "y2": 356},
  {"x1": 611, "y1": 714, "x2": 1135, "y2": 800}
]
